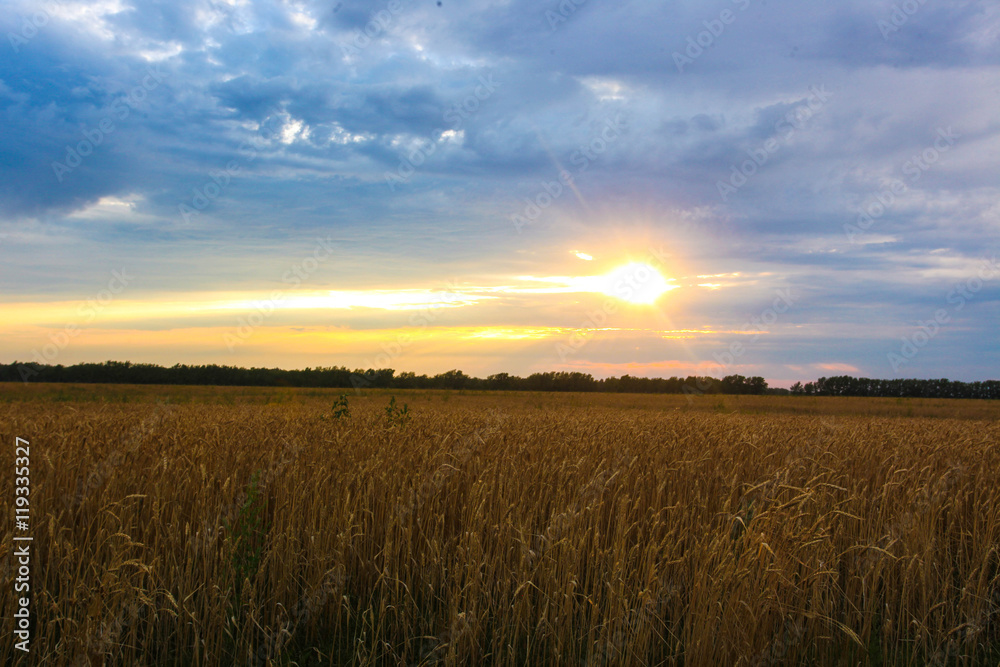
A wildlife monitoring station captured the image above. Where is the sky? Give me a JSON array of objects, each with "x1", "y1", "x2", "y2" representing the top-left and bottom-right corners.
[{"x1": 1, "y1": 0, "x2": 998, "y2": 387}]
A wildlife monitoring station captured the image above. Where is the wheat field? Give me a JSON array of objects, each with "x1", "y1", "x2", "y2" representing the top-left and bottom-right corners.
[{"x1": 1, "y1": 384, "x2": 999, "y2": 666}]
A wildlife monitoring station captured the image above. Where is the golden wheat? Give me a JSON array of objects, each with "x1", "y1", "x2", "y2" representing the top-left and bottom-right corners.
[{"x1": 1, "y1": 384, "x2": 998, "y2": 665}]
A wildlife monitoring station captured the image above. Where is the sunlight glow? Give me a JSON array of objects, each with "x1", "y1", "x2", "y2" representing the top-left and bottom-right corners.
[{"x1": 602, "y1": 262, "x2": 676, "y2": 304}]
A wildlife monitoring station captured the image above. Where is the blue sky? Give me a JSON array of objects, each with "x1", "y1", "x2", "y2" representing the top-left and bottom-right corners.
[{"x1": 1, "y1": 0, "x2": 998, "y2": 385}]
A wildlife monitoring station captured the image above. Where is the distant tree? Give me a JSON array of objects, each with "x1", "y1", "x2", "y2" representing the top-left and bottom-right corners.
[
  {"x1": 0, "y1": 362, "x2": 994, "y2": 399},
  {"x1": 434, "y1": 369, "x2": 470, "y2": 390}
]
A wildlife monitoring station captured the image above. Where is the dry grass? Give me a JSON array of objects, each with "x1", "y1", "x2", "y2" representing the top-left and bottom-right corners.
[{"x1": 1, "y1": 384, "x2": 999, "y2": 665}]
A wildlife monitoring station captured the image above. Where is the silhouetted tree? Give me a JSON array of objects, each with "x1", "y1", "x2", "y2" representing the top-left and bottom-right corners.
[{"x1": 3, "y1": 362, "x2": 995, "y2": 399}]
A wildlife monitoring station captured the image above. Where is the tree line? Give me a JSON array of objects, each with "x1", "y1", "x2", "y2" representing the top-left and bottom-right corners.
[
  {"x1": 2, "y1": 361, "x2": 769, "y2": 395},
  {"x1": 791, "y1": 376, "x2": 1000, "y2": 400},
  {"x1": 3, "y1": 362, "x2": 995, "y2": 399}
]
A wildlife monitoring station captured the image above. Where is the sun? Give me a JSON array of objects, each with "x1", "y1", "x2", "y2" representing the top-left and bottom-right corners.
[{"x1": 602, "y1": 262, "x2": 675, "y2": 304}]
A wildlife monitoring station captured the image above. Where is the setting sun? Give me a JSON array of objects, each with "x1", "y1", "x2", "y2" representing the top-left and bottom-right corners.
[{"x1": 602, "y1": 262, "x2": 676, "y2": 305}]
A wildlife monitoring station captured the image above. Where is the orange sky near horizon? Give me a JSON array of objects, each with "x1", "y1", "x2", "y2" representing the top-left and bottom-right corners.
[{"x1": 2, "y1": 252, "x2": 815, "y2": 383}]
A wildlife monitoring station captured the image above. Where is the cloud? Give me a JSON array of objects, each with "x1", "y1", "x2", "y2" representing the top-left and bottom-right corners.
[
  {"x1": 0, "y1": 0, "x2": 997, "y2": 381},
  {"x1": 815, "y1": 363, "x2": 862, "y2": 373}
]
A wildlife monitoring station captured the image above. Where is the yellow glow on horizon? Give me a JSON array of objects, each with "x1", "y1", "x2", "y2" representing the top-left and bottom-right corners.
[
  {"x1": 1, "y1": 264, "x2": 684, "y2": 335},
  {"x1": 220, "y1": 290, "x2": 489, "y2": 312},
  {"x1": 463, "y1": 327, "x2": 565, "y2": 340},
  {"x1": 0, "y1": 289, "x2": 493, "y2": 327},
  {"x1": 0, "y1": 322, "x2": 728, "y2": 352}
]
